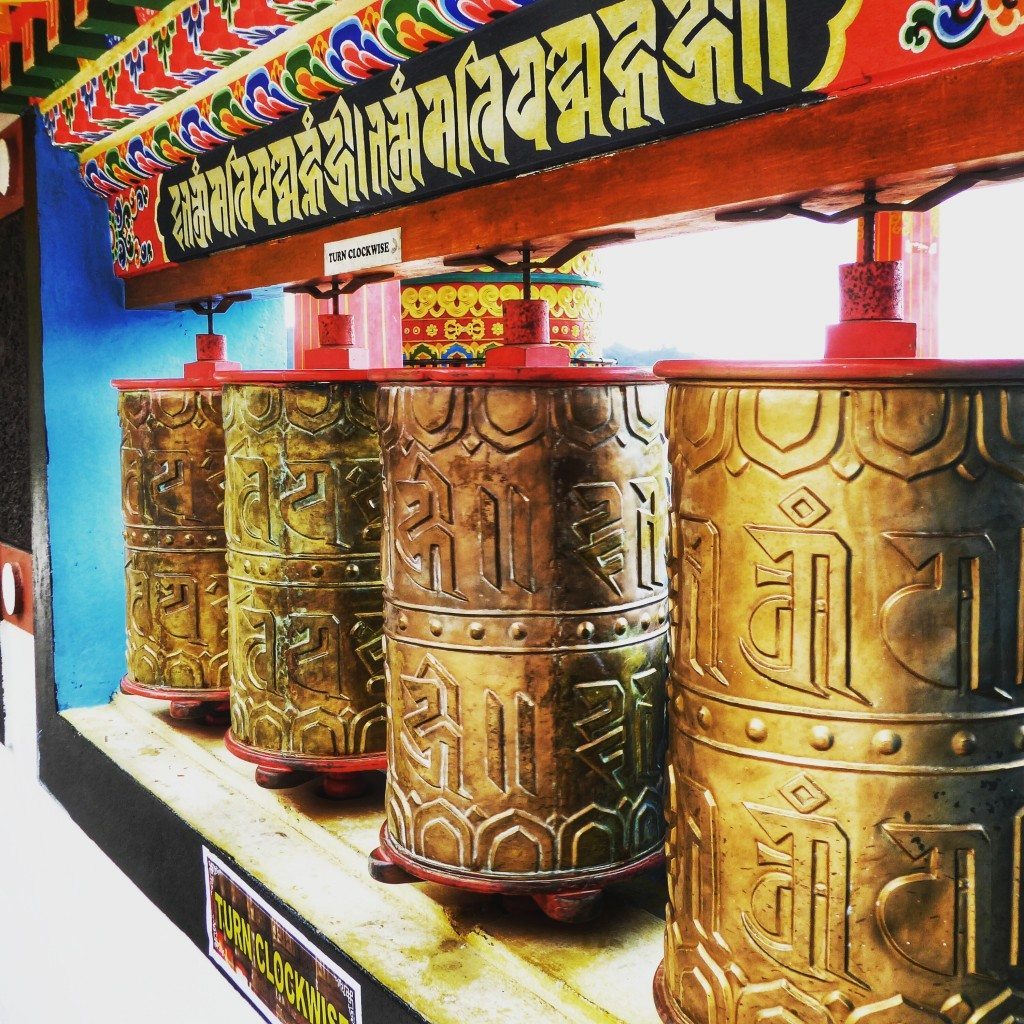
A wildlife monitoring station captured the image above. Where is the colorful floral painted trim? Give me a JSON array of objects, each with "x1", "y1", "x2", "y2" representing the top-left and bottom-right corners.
[{"x1": 42, "y1": 0, "x2": 537, "y2": 195}]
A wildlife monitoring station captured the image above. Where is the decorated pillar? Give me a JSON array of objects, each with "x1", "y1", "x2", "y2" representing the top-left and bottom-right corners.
[{"x1": 400, "y1": 252, "x2": 603, "y2": 365}]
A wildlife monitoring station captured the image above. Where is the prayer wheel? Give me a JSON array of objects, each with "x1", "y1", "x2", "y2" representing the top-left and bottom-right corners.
[
  {"x1": 655, "y1": 266, "x2": 1024, "y2": 1021},
  {"x1": 369, "y1": 299, "x2": 670, "y2": 922},
  {"x1": 113, "y1": 331, "x2": 239, "y2": 721},
  {"x1": 221, "y1": 311, "x2": 386, "y2": 797}
]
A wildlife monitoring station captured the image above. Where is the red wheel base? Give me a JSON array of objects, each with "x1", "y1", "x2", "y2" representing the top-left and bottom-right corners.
[
  {"x1": 254, "y1": 766, "x2": 316, "y2": 790},
  {"x1": 120, "y1": 676, "x2": 230, "y2": 726},
  {"x1": 368, "y1": 824, "x2": 662, "y2": 924},
  {"x1": 224, "y1": 733, "x2": 385, "y2": 799},
  {"x1": 321, "y1": 773, "x2": 373, "y2": 800},
  {"x1": 653, "y1": 962, "x2": 680, "y2": 1024}
]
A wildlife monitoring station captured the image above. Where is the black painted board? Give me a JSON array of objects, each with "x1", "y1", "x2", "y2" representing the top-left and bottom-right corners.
[{"x1": 0, "y1": 202, "x2": 30, "y2": 745}]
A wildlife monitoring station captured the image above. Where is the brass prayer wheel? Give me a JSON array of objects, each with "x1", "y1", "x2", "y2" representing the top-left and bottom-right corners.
[
  {"x1": 655, "y1": 358, "x2": 1024, "y2": 1024},
  {"x1": 113, "y1": 333, "x2": 239, "y2": 719},
  {"x1": 370, "y1": 321, "x2": 670, "y2": 920},
  {"x1": 221, "y1": 317, "x2": 386, "y2": 796}
]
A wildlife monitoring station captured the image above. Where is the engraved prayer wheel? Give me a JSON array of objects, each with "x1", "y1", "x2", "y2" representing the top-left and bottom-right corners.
[
  {"x1": 221, "y1": 313, "x2": 386, "y2": 797},
  {"x1": 655, "y1": 357, "x2": 1024, "y2": 1024},
  {"x1": 369, "y1": 299, "x2": 670, "y2": 922},
  {"x1": 113, "y1": 332, "x2": 240, "y2": 720}
]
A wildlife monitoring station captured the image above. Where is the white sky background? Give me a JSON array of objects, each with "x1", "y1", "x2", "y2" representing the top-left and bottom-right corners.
[
  {"x1": 598, "y1": 179, "x2": 1023, "y2": 363},
  {"x1": 939, "y1": 179, "x2": 1024, "y2": 360}
]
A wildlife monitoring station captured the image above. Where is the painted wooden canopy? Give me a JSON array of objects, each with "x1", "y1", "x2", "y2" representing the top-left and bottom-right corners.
[{"x1": 18, "y1": 0, "x2": 1024, "y2": 283}]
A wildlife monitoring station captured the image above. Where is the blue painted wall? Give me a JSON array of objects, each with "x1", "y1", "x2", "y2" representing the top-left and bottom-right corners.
[{"x1": 37, "y1": 121, "x2": 287, "y2": 710}]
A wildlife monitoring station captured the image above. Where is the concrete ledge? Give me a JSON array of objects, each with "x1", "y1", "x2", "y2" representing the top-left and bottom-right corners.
[{"x1": 63, "y1": 694, "x2": 665, "y2": 1024}]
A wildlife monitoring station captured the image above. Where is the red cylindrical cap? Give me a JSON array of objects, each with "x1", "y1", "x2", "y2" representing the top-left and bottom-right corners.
[
  {"x1": 300, "y1": 314, "x2": 369, "y2": 370},
  {"x1": 826, "y1": 260, "x2": 917, "y2": 359},
  {"x1": 318, "y1": 313, "x2": 356, "y2": 348},
  {"x1": 196, "y1": 333, "x2": 227, "y2": 361},
  {"x1": 112, "y1": 332, "x2": 240, "y2": 390},
  {"x1": 487, "y1": 298, "x2": 571, "y2": 369},
  {"x1": 503, "y1": 299, "x2": 550, "y2": 345},
  {"x1": 839, "y1": 261, "x2": 904, "y2": 322}
]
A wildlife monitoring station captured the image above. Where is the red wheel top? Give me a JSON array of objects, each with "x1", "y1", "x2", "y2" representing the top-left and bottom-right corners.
[
  {"x1": 111, "y1": 333, "x2": 240, "y2": 391},
  {"x1": 371, "y1": 365, "x2": 660, "y2": 386},
  {"x1": 111, "y1": 375, "x2": 229, "y2": 392},
  {"x1": 654, "y1": 359, "x2": 1024, "y2": 384},
  {"x1": 218, "y1": 368, "x2": 377, "y2": 386}
]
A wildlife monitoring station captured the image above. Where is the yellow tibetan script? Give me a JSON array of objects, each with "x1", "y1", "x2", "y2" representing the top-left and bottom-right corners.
[{"x1": 166, "y1": 0, "x2": 857, "y2": 255}]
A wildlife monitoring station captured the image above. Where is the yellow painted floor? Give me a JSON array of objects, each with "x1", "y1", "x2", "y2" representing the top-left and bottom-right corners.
[{"x1": 64, "y1": 694, "x2": 666, "y2": 1024}]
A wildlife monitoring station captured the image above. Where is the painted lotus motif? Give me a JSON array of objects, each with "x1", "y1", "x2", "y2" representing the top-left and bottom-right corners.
[{"x1": 902, "y1": 0, "x2": 1024, "y2": 51}]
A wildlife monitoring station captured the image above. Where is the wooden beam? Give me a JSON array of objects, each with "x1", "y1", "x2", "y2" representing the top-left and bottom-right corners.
[{"x1": 126, "y1": 48, "x2": 1024, "y2": 309}]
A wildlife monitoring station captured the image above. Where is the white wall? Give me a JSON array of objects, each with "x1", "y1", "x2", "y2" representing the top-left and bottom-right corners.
[
  {"x1": 0, "y1": 620, "x2": 262, "y2": 1024},
  {"x1": 599, "y1": 218, "x2": 858, "y2": 360}
]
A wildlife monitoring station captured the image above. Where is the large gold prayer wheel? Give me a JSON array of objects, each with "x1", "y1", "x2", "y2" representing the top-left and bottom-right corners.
[
  {"x1": 113, "y1": 336, "x2": 237, "y2": 718},
  {"x1": 220, "y1": 361, "x2": 386, "y2": 795},
  {"x1": 656, "y1": 359, "x2": 1024, "y2": 1024},
  {"x1": 373, "y1": 360, "x2": 670, "y2": 918}
]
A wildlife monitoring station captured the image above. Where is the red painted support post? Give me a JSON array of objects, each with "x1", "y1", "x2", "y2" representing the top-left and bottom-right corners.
[
  {"x1": 292, "y1": 280, "x2": 403, "y2": 368},
  {"x1": 859, "y1": 211, "x2": 940, "y2": 357}
]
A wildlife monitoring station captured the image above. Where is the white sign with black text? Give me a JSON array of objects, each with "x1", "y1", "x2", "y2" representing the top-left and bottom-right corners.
[{"x1": 323, "y1": 229, "x2": 401, "y2": 277}]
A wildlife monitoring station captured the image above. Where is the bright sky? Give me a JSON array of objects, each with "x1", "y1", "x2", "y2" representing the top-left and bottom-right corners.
[
  {"x1": 939, "y1": 179, "x2": 1024, "y2": 360},
  {"x1": 598, "y1": 179, "x2": 1022, "y2": 363}
]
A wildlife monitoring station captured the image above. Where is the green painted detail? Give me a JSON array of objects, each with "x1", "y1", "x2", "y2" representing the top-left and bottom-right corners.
[
  {"x1": 405, "y1": 273, "x2": 603, "y2": 289},
  {"x1": 140, "y1": 85, "x2": 188, "y2": 103},
  {"x1": 215, "y1": 0, "x2": 241, "y2": 26},
  {"x1": 21, "y1": 24, "x2": 80, "y2": 81},
  {"x1": 153, "y1": 21, "x2": 177, "y2": 72},
  {"x1": 201, "y1": 46, "x2": 250, "y2": 68},
  {"x1": 269, "y1": 0, "x2": 335, "y2": 23},
  {"x1": 378, "y1": 0, "x2": 461, "y2": 58},
  {"x1": 108, "y1": 0, "x2": 178, "y2": 9}
]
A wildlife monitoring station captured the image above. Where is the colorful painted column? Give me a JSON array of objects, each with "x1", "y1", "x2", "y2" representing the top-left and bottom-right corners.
[{"x1": 400, "y1": 253, "x2": 603, "y2": 365}]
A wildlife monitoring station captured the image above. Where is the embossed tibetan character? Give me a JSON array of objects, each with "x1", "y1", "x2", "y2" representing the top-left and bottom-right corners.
[
  {"x1": 222, "y1": 379, "x2": 386, "y2": 790},
  {"x1": 117, "y1": 386, "x2": 230, "y2": 704},
  {"x1": 656, "y1": 361, "x2": 1024, "y2": 1024},
  {"x1": 378, "y1": 378, "x2": 670, "y2": 890}
]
